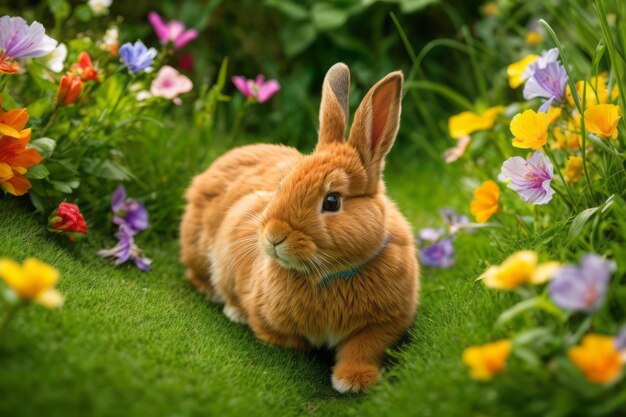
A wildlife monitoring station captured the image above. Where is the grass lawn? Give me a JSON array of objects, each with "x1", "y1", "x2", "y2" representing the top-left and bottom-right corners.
[{"x1": 1, "y1": 158, "x2": 524, "y2": 417}]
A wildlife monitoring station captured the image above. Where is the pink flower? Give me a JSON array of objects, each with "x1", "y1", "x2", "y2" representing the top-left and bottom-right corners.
[
  {"x1": 232, "y1": 75, "x2": 281, "y2": 103},
  {"x1": 443, "y1": 135, "x2": 471, "y2": 163},
  {"x1": 150, "y1": 65, "x2": 193, "y2": 105},
  {"x1": 148, "y1": 12, "x2": 198, "y2": 50}
]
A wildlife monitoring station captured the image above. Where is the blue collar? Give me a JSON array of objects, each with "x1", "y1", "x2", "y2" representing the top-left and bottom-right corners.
[{"x1": 318, "y1": 236, "x2": 391, "y2": 288}]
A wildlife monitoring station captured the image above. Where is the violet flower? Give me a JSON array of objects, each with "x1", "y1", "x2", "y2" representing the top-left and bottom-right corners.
[
  {"x1": 119, "y1": 40, "x2": 157, "y2": 74},
  {"x1": 548, "y1": 254, "x2": 615, "y2": 313},
  {"x1": 500, "y1": 151, "x2": 555, "y2": 205},
  {"x1": 232, "y1": 75, "x2": 280, "y2": 103},
  {"x1": 112, "y1": 185, "x2": 148, "y2": 235},
  {"x1": 0, "y1": 16, "x2": 57, "y2": 59},
  {"x1": 523, "y1": 61, "x2": 568, "y2": 102},
  {"x1": 98, "y1": 224, "x2": 152, "y2": 271},
  {"x1": 148, "y1": 12, "x2": 198, "y2": 50},
  {"x1": 420, "y1": 239, "x2": 455, "y2": 269}
]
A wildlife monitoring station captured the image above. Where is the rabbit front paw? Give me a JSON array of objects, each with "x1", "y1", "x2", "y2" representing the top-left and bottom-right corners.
[{"x1": 331, "y1": 363, "x2": 381, "y2": 393}]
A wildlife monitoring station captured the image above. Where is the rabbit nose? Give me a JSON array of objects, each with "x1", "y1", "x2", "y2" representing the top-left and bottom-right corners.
[{"x1": 265, "y1": 233, "x2": 287, "y2": 247}]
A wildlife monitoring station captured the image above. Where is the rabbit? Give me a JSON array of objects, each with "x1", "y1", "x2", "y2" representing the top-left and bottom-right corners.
[{"x1": 180, "y1": 63, "x2": 420, "y2": 393}]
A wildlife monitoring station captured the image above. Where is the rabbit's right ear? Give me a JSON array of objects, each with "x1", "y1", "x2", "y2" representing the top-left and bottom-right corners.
[{"x1": 316, "y1": 63, "x2": 350, "y2": 149}]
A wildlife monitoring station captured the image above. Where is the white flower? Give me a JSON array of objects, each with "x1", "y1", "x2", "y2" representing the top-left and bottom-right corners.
[
  {"x1": 45, "y1": 43, "x2": 67, "y2": 73},
  {"x1": 0, "y1": 16, "x2": 58, "y2": 59},
  {"x1": 88, "y1": 0, "x2": 113, "y2": 16}
]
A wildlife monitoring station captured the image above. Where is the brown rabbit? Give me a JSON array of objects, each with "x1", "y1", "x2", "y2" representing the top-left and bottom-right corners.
[{"x1": 180, "y1": 63, "x2": 419, "y2": 393}]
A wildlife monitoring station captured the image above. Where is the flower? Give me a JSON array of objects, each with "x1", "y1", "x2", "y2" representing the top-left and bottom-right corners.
[
  {"x1": 548, "y1": 254, "x2": 614, "y2": 313},
  {"x1": 0, "y1": 97, "x2": 41, "y2": 196},
  {"x1": 524, "y1": 61, "x2": 568, "y2": 102},
  {"x1": 98, "y1": 26, "x2": 119, "y2": 56},
  {"x1": 615, "y1": 327, "x2": 626, "y2": 352},
  {"x1": 178, "y1": 52, "x2": 194, "y2": 73},
  {"x1": 98, "y1": 224, "x2": 152, "y2": 271},
  {"x1": 479, "y1": 250, "x2": 560, "y2": 290},
  {"x1": 0, "y1": 16, "x2": 57, "y2": 59},
  {"x1": 150, "y1": 65, "x2": 193, "y2": 105},
  {"x1": 567, "y1": 75, "x2": 611, "y2": 108},
  {"x1": 420, "y1": 239, "x2": 455, "y2": 269},
  {"x1": 0, "y1": 258, "x2": 64, "y2": 308},
  {"x1": 119, "y1": 40, "x2": 157, "y2": 75},
  {"x1": 552, "y1": 114, "x2": 582, "y2": 150},
  {"x1": 443, "y1": 135, "x2": 470, "y2": 163},
  {"x1": 564, "y1": 156, "x2": 584, "y2": 183},
  {"x1": 71, "y1": 51, "x2": 98, "y2": 81},
  {"x1": 47, "y1": 202, "x2": 88, "y2": 240},
  {"x1": 526, "y1": 31, "x2": 543, "y2": 45},
  {"x1": 232, "y1": 75, "x2": 281, "y2": 103},
  {"x1": 483, "y1": 2, "x2": 498, "y2": 17},
  {"x1": 500, "y1": 151, "x2": 555, "y2": 205},
  {"x1": 584, "y1": 104, "x2": 621, "y2": 139},
  {"x1": 470, "y1": 180, "x2": 500, "y2": 223},
  {"x1": 568, "y1": 334, "x2": 622, "y2": 384},
  {"x1": 45, "y1": 43, "x2": 67, "y2": 73},
  {"x1": 510, "y1": 109, "x2": 550, "y2": 149},
  {"x1": 507, "y1": 55, "x2": 539, "y2": 89},
  {"x1": 148, "y1": 12, "x2": 198, "y2": 50},
  {"x1": 111, "y1": 185, "x2": 148, "y2": 235},
  {"x1": 88, "y1": 0, "x2": 112, "y2": 16},
  {"x1": 56, "y1": 72, "x2": 83, "y2": 106},
  {"x1": 447, "y1": 106, "x2": 504, "y2": 139},
  {"x1": 462, "y1": 339, "x2": 512, "y2": 380},
  {"x1": 440, "y1": 208, "x2": 469, "y2": 234}
]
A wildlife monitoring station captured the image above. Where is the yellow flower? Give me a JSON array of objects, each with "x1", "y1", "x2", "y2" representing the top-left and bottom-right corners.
[
  {"x1": 479, "y1": 251, "x2": 560, "y2": 290},
  {"x1": 507, "y1": 55, "x2": 538, "y2": 89},
  {"x1": 483, "y1": 2, "x2": 498, "y2": 17},
  {"x1": 564, "y1": 156, "x2": 584, "y2": 183},
  {"x1": 568, "y1": 334, "x2": 623, "y2": 384},
  {"x1": 552, "y1": 116, "x2": 582, "y2": 150},
  {"x1": 448, "y1": 106, "x2": 504, "y2": 139},
  {"x1": 0, "y1": 258, "x2": 64, "y2": 308},
  {"x1": 510, "y1": 109, "x2": 550, "y2": 149},
  {"x1": 567, "y1": 76, "x2": 610, "y2": 108},
  {"x1": 584, "y1": 104, "x2": 621, "y2": 139},
  {"x1": 470, "y1": 180, "x2": 500, "y2": 223},
  {"x1": 525, "y1": 31, "x2": 543, "y2": 45},
  {"x1": 463, "y1": 339, "x2": 512, "y2": 380},
  {"x1": 547, "y1": 106, "x2": 562, "y2": 124}
]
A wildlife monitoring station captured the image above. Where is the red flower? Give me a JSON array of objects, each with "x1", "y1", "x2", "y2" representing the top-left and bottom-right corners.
[
  {"x1": 71, "y1": 52, "x2": 98, "y2": 81},
  {"x1": 48, "y1": 202, "x2": 88, "y2": 240},
  {"x1": 56, "y1": 72, "x2": 83, "y2": 106}
]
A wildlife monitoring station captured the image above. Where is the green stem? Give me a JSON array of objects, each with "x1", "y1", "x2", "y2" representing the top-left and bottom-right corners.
[
  {"x1": 543, "y1": 145, "x2": 576, "y2": 208},
  {"x1": 228, "y1": 99, "x2": 252, "y2": 144}
]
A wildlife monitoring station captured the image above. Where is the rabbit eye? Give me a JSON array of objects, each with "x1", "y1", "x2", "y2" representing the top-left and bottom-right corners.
[{"x1": 322, "y1": 193, "x2": 341, "y2": 212}]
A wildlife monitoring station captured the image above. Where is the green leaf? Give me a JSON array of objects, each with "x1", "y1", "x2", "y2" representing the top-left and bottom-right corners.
[
  {"x1": 399, "y1": 0, "x2": 439, "y2": 14},
  {"x1": 312, "y1": 4, "x2": 350, "y2": 31},
  {"x1": 27, "y1": 98, "x2": 53, "y2": 120},
  {"x1": 73, "y1": 4, "x2": 93, "y2": 22},
  {"x1": 264, "y1": 0, "x2": 309, "y2": 20},
  {"x1": 280, "y1": 23, "x2": 317, "y2": 57},
  {"x1": 82, "y1": 158, "x2": 132, "y2": 181},
  {"x1": 29, "y1": 190, "x2": 46, "y2": 214},
  {"x1": 25, "y1": 164, "x2": 50, "y2": 180},
  {"x1": 50, "y1": 179, "x2": 79, "y2": 193},
  {"x1": 48, "y1": 0, "x2": 70, "y2": 23},
  {"x1": 495, "y1": 297, "x2": 543, "y2": 327},
  {"x1": 568, "y1": 207, "x2": 599, "y2": 240},
  {"x1": 29, "y1": 138, "x2": 57, "y2": 159}
]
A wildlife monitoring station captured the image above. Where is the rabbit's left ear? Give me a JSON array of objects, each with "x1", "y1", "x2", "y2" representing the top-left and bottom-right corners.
[
  {"x1": 317, "y1": 63, "x2": 350, "y2": 149},
  {"x1": 348, "y1": 71, "x2": 403, "y2": 194}
]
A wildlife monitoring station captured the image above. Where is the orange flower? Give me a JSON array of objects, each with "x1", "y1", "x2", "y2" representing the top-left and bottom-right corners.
[
  {"x1": 584, "y1": 104, "x2": 621, "y2": 139},
  {"x1": 0, "y1": 54, "x2": 19, "y2": 74},
  {"x1": 525, "y1": 31, "x2": 543, "y2": 45},
  {"x1": 470, "y1": 180, "x2": 500, "y2": 223},
  {"x1": 568, "y1": 334, "x2": 623, "y2": 384},
  {"x1": 0, "y1": 96, "x2": 42, "y2": 196},
  {"x1": 56, "y1": 72, "x2": 83, "y2": 106},
  {"x1": 463, "y1": 339, "x2": 512, "y2": 380},
  {"x1": 71, "y1": 51, "x2": 98, "y2": 81}
]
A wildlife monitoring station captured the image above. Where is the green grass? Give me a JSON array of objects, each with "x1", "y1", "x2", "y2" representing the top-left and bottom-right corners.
[{"x1": 1, "y1": 160, "x2": 521, "y2": 417}]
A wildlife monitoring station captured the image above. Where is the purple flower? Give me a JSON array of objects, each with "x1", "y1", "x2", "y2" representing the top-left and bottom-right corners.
[
  {"x1": 501, "y1": 151, "x2": 555, "y2": 205},
  {"x1": 98, "y1": 224, "x2": 152, "y2": 271},
  {"x1": 0, "y1": 16, "x2": 57, "y2": 59},
  {"x1": 232, "y1": 75, "x2": 280, "y2": 103},
  {"x1": 119, "y1": 40, "x2": 157, "y2": 74},
  {"x1": 112, "y1": 185, "x2": 148, "y2": 235},
  {"x1": 548, "y1": 254, "x2": 615, "y2": 313},
  {"x1": 523, "y1": 61, "x2": 568, "y2": 102},
  {"x1": 148, "y1": 12, "x2": 198, "y2": 50},
  {"x1": 523, "y1": 48, "x2": 559, "y2": 79},
  {"x1": 420, "y1": 239, "x2": 455, "y2": 268},
  {"x1": 418, "y1": 228, "x2": 444, "y2": 245},
  {"x1": 440, "y1": 209, "x2": 469, "y2": 234}
]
